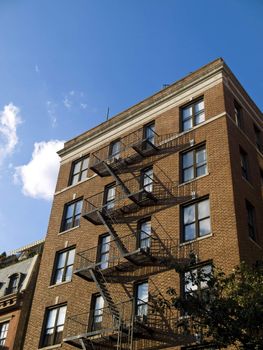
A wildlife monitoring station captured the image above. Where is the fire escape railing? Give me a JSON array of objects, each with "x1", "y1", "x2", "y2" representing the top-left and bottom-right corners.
[
  {"x1": 89, "y1": 127, "x2": 194, "y2": 176},
  {"x1": 64, "y1": 299, "x2": 133, "y2": 348},
  {"x1": 75, "y1": 232, "x2": 199, "y2": 278},
  {"x1": 82, "y1": 175, "x2": 196, "y2": 225},
  {"x1": 64, "y1": 298, "x2": 196, "y2": 348}
]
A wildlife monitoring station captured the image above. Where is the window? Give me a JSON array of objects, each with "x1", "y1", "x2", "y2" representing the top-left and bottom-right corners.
[
  {"x1": 182, "y1": 198, "x2": 211, "y2": 242},
  {"x1": 182, "y1": 145, "x2": 207, "y2": 182},
  {"x1": 181, "y1": 99, "x2": 205, "y2": 131},
  {"x1": 41, "y1": 305, "x2": 67, "y2": 347},
  {"x1": 0, "y1": 322, "x2": 9, "y2": 346},
  {"x1": 254, "y1": 124, "x2": 261, "y2": 151},
  {"x1": 104, "y1": 184, "x2": 116, "y2": 210},
  {"x1": 240, "y1": 148, "x2": 249, "y2": 180},
  {"x1": 138, "y1": 219, "x2": 151, "y2": 249},
  {"x1": 61, "y1": 199, "x2": 83, "y2": 232},
  {"x1": 91, "y1": 295, "x2": 104, "y2": 331},
  {"x1": 246, "y1": 201, "x2": 256, "y2": 241},
  {"x1": 52, "y1": 247, "x2": 75, "y2": 285},
  {"x1": 97, "y1": 234, "x2": 110, "y2": 269},
  {"x1": 143, "y1": 122, "x2": 155, "y2": 145},
  {"x1": 69, "y1": 156, "x2": 89, "y2": 186},
  {"x1": 141, "y1": 167, "x2": 153, "y2": 193},
  {"x1": 183, "y1": 265, "x2": 212, "y2": 304},
  {"x1": 135, "y1": 282, "x2": 148, "y2": 317},
  {"x1": 109, "y1": 140, "x2": 121, "y2": 160},
  {"x1": 5, "y1": 274, "x2": 19, "y2": 294},
  {"x1": 260, "y1": 169, "x2": 263, "y2": 194},
  {"x1": 234, "y1": 101, "x2": 242, "y2": 128}
]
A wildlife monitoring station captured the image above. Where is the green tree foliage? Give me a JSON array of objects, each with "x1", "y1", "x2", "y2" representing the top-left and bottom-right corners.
[{"x1": 162, "y1": 263, "x2": 263, "y2": 349}]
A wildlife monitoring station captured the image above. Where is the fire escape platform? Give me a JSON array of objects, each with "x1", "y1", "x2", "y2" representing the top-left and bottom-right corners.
[
  {"x1": 83, "y1": 190, "x2": 159, "y2": 226},
  {"x1": 132, "y1": 139, "x2": 159, "y2": 157},
  {"x1": 64, "y1": 328, "x2": 120, "y2": 349},
  {"x1": 74, "y1": 247, "x2": 179, "y2": 283},
  {"x1": 90, "y1": 158, "x2": 131, "y2": 177},
  {"x1": 64, "y1": 320, "x2": 196, "y2": 349}
]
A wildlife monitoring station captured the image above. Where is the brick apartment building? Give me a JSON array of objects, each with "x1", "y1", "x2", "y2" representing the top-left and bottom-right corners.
[
  {"x1": 23, "y1": 58, "x2": 262, "y2": 350},
  {"x1": 0, "y1": 240, "x2": 43, "y2": 350}
]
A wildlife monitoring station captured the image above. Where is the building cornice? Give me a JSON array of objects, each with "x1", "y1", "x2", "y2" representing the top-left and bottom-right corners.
[
  {"x1": 58, "y1": 58, "x2": 262, "y2": 162},
  {"x1": 59, "y1": 59, "x2": 226, "y2": 161}
]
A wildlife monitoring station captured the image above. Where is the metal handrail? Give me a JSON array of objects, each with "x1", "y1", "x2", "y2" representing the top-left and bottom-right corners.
[
  {"x1": 64, "y1": 297, "x2": 194, "y2": 343},
  {"x1": 75, "y1": 228, "x2": 199, "y2": 275},
  {"x1": 82, "y1": 174, "x2": 176, "y2": 216},
  {"x1": 89, "y1": 126, "x2": 178, "y2": 167}
]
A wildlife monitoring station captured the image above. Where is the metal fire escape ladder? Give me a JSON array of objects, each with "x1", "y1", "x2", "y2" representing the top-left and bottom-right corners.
[
  {"x1": 97, "y1": 211, "x2": 140, "y2": 266},
  {"x1": 96, "y1": 211, "x2": 129, "y2": 256},
  {"x1": 102, "y1": 162, "x2": 140, "y2": 204},
  {"x1": 89, "y1": 268, "x2": 120, "y2": 322}
]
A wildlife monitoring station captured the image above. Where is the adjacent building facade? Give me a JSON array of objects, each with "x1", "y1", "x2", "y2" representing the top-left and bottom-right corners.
[
  {"x1": 0, "y1": 240, "x2": 44, "y2": 349},
  {"x1": 23, "y1": 58, "x2": 262, "y2": 350}
]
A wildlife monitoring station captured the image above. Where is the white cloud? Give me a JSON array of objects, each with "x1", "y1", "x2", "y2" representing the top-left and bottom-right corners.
[
  {"x1": 63, "y1": 90, "x2": 88, "y2": 111},
  {"x1": 14, "y1": 140, "x2": 64, "y2": 201},
  {"x1": 46, "y1": 100, "x2": 57, "y2": 128},
  {"x1": 0, "y1": 103, "x2": 21, "y2": 164},
  {"x1": 63, "y1": 97, "x2": 72, "y2": 109}
]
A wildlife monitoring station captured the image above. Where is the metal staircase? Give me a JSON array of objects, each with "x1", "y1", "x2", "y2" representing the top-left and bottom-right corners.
[
  {"x1": 89, "y1": 268, "x2": 120, "y2": 322},
  {"x1": 64, "y1": 126, "x2": 199, "y2": 349}
]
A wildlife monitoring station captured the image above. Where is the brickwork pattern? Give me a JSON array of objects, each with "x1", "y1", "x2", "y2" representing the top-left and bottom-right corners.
[{"x1": 23, "y1": 61, "x2": 262, "y2": 350}]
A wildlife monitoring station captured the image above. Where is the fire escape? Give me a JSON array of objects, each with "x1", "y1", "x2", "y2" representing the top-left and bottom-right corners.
[{"x1": 64, "y1": 126, "x2": 198, "y2": 349}]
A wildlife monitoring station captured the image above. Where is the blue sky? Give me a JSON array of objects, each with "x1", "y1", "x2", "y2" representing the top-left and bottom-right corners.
[{"x1": 0, "y1": 0, "x2": 262, "y2": 253}]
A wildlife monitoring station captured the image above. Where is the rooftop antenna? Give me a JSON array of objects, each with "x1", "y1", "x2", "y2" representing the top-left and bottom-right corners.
[{"x1": 106, "y1": 107, "x2": 110, "y2": 121}]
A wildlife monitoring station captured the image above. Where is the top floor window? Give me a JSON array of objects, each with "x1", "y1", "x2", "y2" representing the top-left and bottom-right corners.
[
  {"x1": 5, "y1": 273, "x2": 21, "y2": 295},
  {"x1": 181, "y1": 99, "x2": 205, "y2": 131},
  {"x1": 234, "y1": 101, "x2": 242, "y2": 128},
  {"x1": 69, "y1": 156, "x2": 89, "y2": 186},
  {"x1": 61, "y1": 199, "x2": 83, "y2": 232},
  {"x1": 254, "y1": 124, "x2": 261, "y2": 152},
  {"x1": 109, "y1": 139, "x2": 121, "y2": 160},
  {"x1": 143, "y1": 122, "x2": 155, "y2": 145}
]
